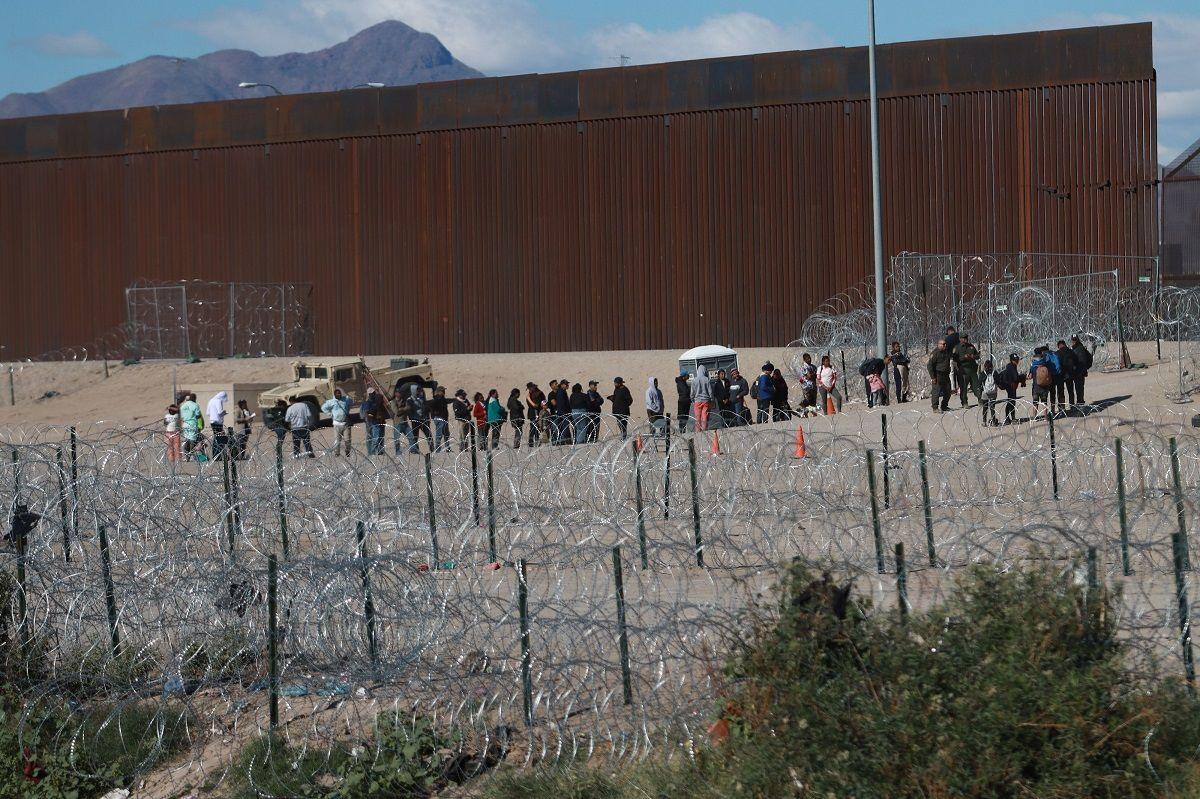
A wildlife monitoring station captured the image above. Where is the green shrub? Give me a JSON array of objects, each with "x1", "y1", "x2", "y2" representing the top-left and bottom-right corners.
[
  {"x1": 485, "y1": 561, "x2": 1200, "y2": 798},
  {"x1": 228, "y1": 714, "x2": 458, "y2": 799},
  {"x1": 0, "y1": 692, "x2": 192, "y2": 799}
]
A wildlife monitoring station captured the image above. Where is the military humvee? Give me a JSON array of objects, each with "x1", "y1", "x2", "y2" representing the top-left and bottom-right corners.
[{"x1": 258, "y1": 357, "x2": 434, "y2": 425}]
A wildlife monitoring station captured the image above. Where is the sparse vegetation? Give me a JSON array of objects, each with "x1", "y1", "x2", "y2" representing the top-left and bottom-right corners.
[{"x1": 484, "y1": 560, "x2": 1200, "y2": 798}]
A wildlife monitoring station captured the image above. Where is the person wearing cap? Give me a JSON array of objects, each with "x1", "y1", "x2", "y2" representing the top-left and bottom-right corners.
[
  {"x1": 608, "y1": 377, "x2": 633, "y2": 439},
  {"x1": 755, "y1": 362, "x2": 775, "y2": 423},
  {"x1": 452, "y1": 389, "x2": 474, "y2": 451},
  {"x1": 526, "y1": 382, "x2": 546, "y2": 447},
  {"x1": 998, "y1": 352, "x2": 1024, "y2": 424},
  {"x1": 586, "y1": 380, "x2": 604, "y2": 442},
  {"x1": 553, "y1": 379, "x2": 571, "y2": 444},
  {"x1": 926, "y1": 340, "x2": 953, "y2": 413},
  {"x1": 675, "y1": 371, "x2": 691, "y2": 433},
  {"x1": 361, "y1": 387, "x2": 388, "y2": 455}
]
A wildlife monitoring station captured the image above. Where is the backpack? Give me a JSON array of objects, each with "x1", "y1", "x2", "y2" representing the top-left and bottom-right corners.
[
  {"x1": 750, "y1": 379, "x2": 759, "y2": 400},
  {"x1": 982, "y1": 371, "x2": 997, "y2": 396},
  {"x1": 1035, "y1": 364, "x2": 1053, "y2": 388}
]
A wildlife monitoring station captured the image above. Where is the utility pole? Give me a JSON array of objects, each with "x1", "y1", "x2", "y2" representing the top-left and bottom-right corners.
[{"x1": 868, "y1": 0, "x2": 887, "y2": 359}]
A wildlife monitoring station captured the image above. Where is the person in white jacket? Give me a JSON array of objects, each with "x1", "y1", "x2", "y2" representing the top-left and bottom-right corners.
[
  {"x1": 817, "y1": 356, "x2": 843, "y2": 414},
  {"x1": 206, "y1": 391, "x2": 229, "y2": 459},
  {"x1": 321, "y1": 389, "x2": 353, "y2": 456}
]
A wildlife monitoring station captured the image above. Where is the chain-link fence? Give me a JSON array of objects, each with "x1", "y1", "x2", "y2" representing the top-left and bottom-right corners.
[{"x1": 124, "y1": 280, "x2": 313, "y2": 360}]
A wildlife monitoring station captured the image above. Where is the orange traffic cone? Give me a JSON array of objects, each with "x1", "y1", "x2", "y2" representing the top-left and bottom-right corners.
[
  {"x1": 711, "y1": 430, "x2": 722, "y2": 456},
  {"x1": 634, "y1": 433, "x2": 644, "y2": 454},
  {"x1": 793, "y1": 426, "x2": 807, "y2": 458},
  {"x1": 826, "y1": 395, "x2": 837, "y2": 415}
]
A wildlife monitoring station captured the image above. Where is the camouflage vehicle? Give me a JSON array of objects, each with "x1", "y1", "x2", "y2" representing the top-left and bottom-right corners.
[{"x1": 258, "y1": 357, "x2": 434, "y2": 425}]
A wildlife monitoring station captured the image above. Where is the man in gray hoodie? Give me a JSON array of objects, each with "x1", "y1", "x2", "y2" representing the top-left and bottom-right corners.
[{"x1": 690, "y1": 365, "x2": 714, "y2": 432}]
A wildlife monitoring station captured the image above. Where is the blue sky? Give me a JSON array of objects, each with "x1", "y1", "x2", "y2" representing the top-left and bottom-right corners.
[{"x1": 2, "y1": 1, "x2": 1198, "y2": 160}]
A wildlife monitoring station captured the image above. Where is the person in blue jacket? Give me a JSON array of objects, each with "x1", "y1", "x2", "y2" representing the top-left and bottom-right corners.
[{"x1": 755, "y1": 362, "x2": 776, "y2": 423}]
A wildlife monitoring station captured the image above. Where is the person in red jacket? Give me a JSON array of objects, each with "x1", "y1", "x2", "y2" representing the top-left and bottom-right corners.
[{"x1": 471, "y1": 392, "x2": 488, "y2": 449}]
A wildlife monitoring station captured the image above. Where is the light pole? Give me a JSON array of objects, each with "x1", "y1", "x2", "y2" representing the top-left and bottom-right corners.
[
  {"x1": 348, "y1": 82, "x2": 385, "y2": 89},
  {"x1": 868, "y1": 0, "x2": 887, "y2": 359},
  {"x1": 237, "y1": 81, "x2": 282, "y2": 96}
]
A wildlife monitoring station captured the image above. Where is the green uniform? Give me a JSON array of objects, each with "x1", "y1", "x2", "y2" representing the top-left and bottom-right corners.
[{"x1": 952, "y1": 342, "x2": 981, "y2": 403}]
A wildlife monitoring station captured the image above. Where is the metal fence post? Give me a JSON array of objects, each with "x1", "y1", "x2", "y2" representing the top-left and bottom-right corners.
[
  {"x1": 1047, "y1": 411, "x2": 1060, "y2": 501},
  {"x1": 55, "y1": 445, "x2": 70, "y2": 562},
  {"x1": 866, "y1": 449, "x2": 885, "y2": 574},
  {"x1": 634, "y1": 448, "x2": 649, "y2": 569},
  {"x1": 275, "y1": 439, "x2": 289, "y2": 559},
  {"x1": 687, "y1": 438, "x2": 703, "y2": 568},
  {"x1": 1115, "y1": 438, "x2": 1133, "y2": 575},
  {"x1": 1171, "y1": 437, "x2": 1191, "y2": 571},
  {"x1": 356, "y1": 522, "x2": 378, "y2": 666},
  {"x1": 881, "y1": 412, "x2": 890, "y2": 510},
  {"x1": 98, "y1": 524, "x2": 120, "y2": 655},
  {"x1": 517, "y1": 559, "x2": 533, "y2": 726},
  {"x1": 486, "y1": 449, "x2": 497, "y2": 563},
  {"x1": 663, "y1": 415, "x2": 672, "y2": 520},
  {"x1": 69, "y1": 426, "x2": 78, "y2": 543},
  {"x1": 268, "y1": 553, "x2": 280, "y2": 729},
  {"x1": 918, "y1": 440, "x2": 936, "y2": 566},
  {"x1": 612, "y1": 547, "x2": 633, "y2": 706},
  {"x1": 1173, "y1": 531, "x2": 1196, "y2": 691},
  {"x1": 895, "y1": 541, "x2": 908, "y2": 621},
  {"x1": 221, "y1": 445, "x2": 235, "y2": 559},
  {"x1": 424, "y1": 454, "x2": 440, "y2": 568},
  {"x1": 470, "y1": 436, "x2": 480, "y2": 526}
]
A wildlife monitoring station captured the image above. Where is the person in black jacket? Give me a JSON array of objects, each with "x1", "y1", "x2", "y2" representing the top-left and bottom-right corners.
[
  {"x1": 429, "y1": 386, "x2": 451, "y2": 452},
  {"x1": 506, "y1": 389, "x2": 525, "y2": 449},
  {"x1": 1055, "y1": 340, "x2": 1080, "y2": 409},
  {"x1": 586, "y1": 380, "x2": 604, "y2": 442},
  {"x1": 1070, "y1": 335, "x2": 1093, "y2": 406},
  {"x1": 608, "y1": 377, "x2": 633, "y2": 439},
  {"x1": 711, "y1": 370, "x2": 731, "y2": 428},
  {"x1": 998, "y1": 353, "x2": 1024, "y2": 425},
  {"x1": 927, "y1": 340, "x2": 954, "y2": 412},
  {"x1": 452, "y1": 389, "x2": 473, "y2": 451},
  {"x1": 553, "y1": 380, "x2": 571, "y2": 445},
  {"x1": 675, "y1": 372, "x2": 691, "y2": 432},
  {"x1": 888, "y1": 342, "x2": 910, "y2": 403},
  {"x1": 569, "y1": 383, "x2": 590, "y2": 444},
  {"x1": 526, "y1": 382, "x2": 545, "y2": 447}
]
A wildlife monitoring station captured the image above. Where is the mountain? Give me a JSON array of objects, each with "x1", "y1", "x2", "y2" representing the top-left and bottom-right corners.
[{"x1": 0, "y1": 21, "x2": 483, "y2": 119}]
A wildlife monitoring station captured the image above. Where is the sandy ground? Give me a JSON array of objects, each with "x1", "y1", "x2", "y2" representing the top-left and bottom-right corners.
[{"x1": 0, "y1": 341, "x2": 1185, "y2": 432}]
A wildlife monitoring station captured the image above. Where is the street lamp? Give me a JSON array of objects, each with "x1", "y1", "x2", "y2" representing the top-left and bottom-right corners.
[
  {"x1": 867, "y1": 0, "x2": 887, "y2": 360},
  {"x1": 349, "y1": 82, "x2": 385, "y2": 89},
  {"x1": 237, "y1": 81, "x2": 282, "y2": 96}
]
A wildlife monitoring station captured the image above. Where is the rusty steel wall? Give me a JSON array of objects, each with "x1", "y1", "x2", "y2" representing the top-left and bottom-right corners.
[{"x1": 0, "y1": 24, "x2": 1157, "y2": 357}]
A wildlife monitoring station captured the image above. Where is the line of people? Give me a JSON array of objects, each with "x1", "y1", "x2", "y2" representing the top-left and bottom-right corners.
[
  {"x1": 926, "y1": 326, "x2": 1094, "y2": 424},
  {"x1": 165, "y1": 391, "x2": 257, "y2": 462}
]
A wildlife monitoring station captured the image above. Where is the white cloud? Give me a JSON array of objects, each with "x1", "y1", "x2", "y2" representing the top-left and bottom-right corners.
[
  {"x1": 1160, "y1": 89, "x2": 1200, "y2": 121},
  {"x1": 11, "y1": 31, "x2": 117, "y2": 58},
  {"x1": 588, "y1": 12, "x2": 830, "y2": 66},
  {"x1": 183, "y1": 3, "x2": 830, "y2": 75}
]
